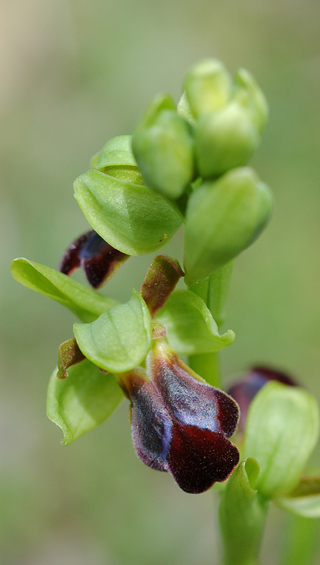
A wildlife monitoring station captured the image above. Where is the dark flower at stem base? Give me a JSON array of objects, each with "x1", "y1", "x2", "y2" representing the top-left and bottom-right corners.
[
  {"x1": 228, "y1": 365, "x2": 297, "y2": 433},
  {"x1": 59, "y1": 230, "x2": 129, "y2": 288},
  {"x1": 119, "y1": 338, "x2": 240, "y2": 494}
]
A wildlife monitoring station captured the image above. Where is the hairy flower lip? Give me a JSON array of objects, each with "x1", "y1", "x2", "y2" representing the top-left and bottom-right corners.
[
  {"x1": 59, "y1": 230, "x2": 129, "y2": 288},
  {"x1": 120, "y1": 340, "x2": 240, "y2": 494}
]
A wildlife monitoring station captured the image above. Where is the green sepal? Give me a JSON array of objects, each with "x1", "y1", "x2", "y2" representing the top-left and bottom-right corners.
[
  {"x1": 184, "y1": 58, "x2": 232, "y2": 117},
  {"x1": 132, "y1": 93, "x2": 195, "y2": 200},
  {"x1": 74, "y1": 169, "x2": 183, "y2": 255},
  {"x1": 155, "y1": 289, "x2": 235, "y2": 355},
  {"x1": 184, "y1": 168, "x2": 273, "y2": 285},
  {"x1": 243, "y1": 382, "x2": 320, "y2": 499},
  {"x1": 47, "y1": 360, "x2": 123, "y2": 445},
  {"x1": 91, "y1": 135, "x2": 144, "y2": 185},
  {"x1": 276, "y1": 477, "x2": 320, "y2": 518},
  {"x1": 219, "y1": 457, "x2": 268, "y2": 565},
  {"x1": 10, "y1": 258, "x2": 117, "y2": 322},
  {"x1": 73, "y1": 289, "x2": 152, "y2": 373}
]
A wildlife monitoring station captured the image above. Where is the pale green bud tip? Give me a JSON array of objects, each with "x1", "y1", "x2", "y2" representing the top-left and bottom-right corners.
[
  {"x1": 234, "y1": 68, "x2": 269, "y2": 133},
  {"x1": 140, "y1": 93, "x2": 176, "y2": 127},
  {"x1": 184, "y1": 59, "x2": 232, "y2": 117},
  {"x1": 177, "y1": 91, "x2": 196, "y2": 126},
  {"x1": 132, "y1": 94, "x2": 195, "y2": 200}
]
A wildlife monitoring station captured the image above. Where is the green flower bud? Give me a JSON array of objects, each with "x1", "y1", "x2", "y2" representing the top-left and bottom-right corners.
[
  {"x1": 195, "y1": 101, "x2": 260, "y2": 178},
  {"x1": 233, "y1": 68, "x2": 269, "y2": 134},
  {"x1": 91, "y1": 135, "x2": 144, "y2": 185},
  {"x1": 243, "y1": 382, "x2": 319, "y2": 499},
  {"x1": 184, "y1": 167, "x2": 273, "y2": 285},
  {"x1": 184, "y1": 59, "x2": 232, "y2": 118},
  {"x1": 132, "y1": 93, "x2": 195, "y2": 200}
]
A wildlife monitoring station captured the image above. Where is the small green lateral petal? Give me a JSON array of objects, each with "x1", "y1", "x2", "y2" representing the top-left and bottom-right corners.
[
  {"x1": 10, "y1": 258, "x2": 117, "y2": 322},
  {"x1": 243, "y1": 382, "x2": 320, "y2": 499},
  {"x1": 277, "y1": 477, "x2": 320, "y2": 518},
  {"x1": 74, "y1": 170, "x2": 183, "y2": 255},
  {"x1": 47, "y1": 360, "x2": 123, "y2": 445},
  {"x1": 155, "y1": 289, "x2": 235, "y2": 355},
  {"x1": 74, "y1": 290, "x2": 152, "y2": 373}
]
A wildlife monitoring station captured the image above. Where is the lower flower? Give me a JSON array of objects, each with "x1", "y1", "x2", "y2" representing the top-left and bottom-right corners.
[{"x1": 119, "y1": 338, "x2": 240, "y2": 494}]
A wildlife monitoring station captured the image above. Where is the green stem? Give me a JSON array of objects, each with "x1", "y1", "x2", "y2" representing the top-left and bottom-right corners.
[
  {"x1": 187, "y1": 262, "x2": 234, "y2": 388},
  {"x1": 280, "y1": 514, "x2": 320, "y2": 565},
  {"x1": 189, "y1": 261, "x2": 234, "y2": 328}
]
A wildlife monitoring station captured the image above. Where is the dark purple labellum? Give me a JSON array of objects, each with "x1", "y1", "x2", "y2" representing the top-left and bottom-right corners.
[
  {"x1": 59, "y1": 230, "x2": 129, "y2": 289},
  {"x1": 228, "y1": 365, "x2": 297, "y2": 432},
  {"x1": 120, "y1": 341, "x2": 240, "y2": 494}
]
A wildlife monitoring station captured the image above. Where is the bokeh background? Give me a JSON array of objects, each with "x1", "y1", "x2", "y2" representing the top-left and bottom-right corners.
[{"x1": 2, "y1": 0, "x2": 320, "y2": 563}]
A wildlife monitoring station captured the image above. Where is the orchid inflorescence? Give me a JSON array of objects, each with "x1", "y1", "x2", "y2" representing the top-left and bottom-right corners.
[{"x1": 11, "y1": 59, "x2": 320, "y2": 563}]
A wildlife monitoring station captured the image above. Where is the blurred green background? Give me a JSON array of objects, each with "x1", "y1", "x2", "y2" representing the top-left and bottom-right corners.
[{"x1": 2, "y1": 0, "x2": 320, "y2": 563}]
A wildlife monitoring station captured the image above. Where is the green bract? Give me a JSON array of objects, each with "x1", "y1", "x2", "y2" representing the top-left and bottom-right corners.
[
  {"x1": 74, "y1": 169, "x2": 183, "y2": 255},
  {"x1": 73, "y1": 290, "x2": 152, "y2": 373},
  {"x1": 10, "y1": 258, "x2": 116, "y2": 322},
  {"x1": 91, "y1": 135, "x2": 144, "y2": 185},
  {"x1": 184, "y1": 59, "x2": 232, "y2": 117},
  {"x1": 184, "y1": 167, "x2": 273, "y2": 285},
  {"x1": 47, "y1": 360, "x2": 123, "y2": 445},
  {"x1": 243, "y1": 382, "x2": 320, "y2": 499},
  {"x1": 155, "y1": 289, "x2": 235, "y2": 355},
  {"x1": 219, "y1": 458, "x2": 267, "y2": 565},
  {"x1": 132, "y1": 93, "x2": 195, "y2": 200}
]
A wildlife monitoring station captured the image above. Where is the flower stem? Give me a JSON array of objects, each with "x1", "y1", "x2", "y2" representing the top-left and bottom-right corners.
[
  {"x1": 189, "y1": 261, "x2": 234, "y2": 328},
  {"x1": 187, "y1": 262, "x2": 234, "y2": 388}
]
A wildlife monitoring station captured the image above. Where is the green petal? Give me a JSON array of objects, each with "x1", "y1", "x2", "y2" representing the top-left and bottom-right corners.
[
  {"x1": 10, "y1": 258, "x2": 117, "y2": 322},
  {"x1": 47, "y1": 360, "x2": 123, "y2": 446},
  {"x1": 243, "y1": 382, "x2": 320, "y2": 499},
  {"x1": 155, "y1": 289, "x2": 235, "y2": 355},
  {"x1": 74, "y1": 169, "x2": 183, "y2": 255},
  {"x1": 74, "y1": 290, "x2": 152, "y2": 373}
]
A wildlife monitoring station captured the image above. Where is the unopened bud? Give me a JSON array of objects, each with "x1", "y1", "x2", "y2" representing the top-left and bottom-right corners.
[
  {"x1": 184, "y1": 167, "x2": 273, "y2": 285},
  {"x1": 184, "y1": 59, "x2": 232, "y2": 117},
  {"x1": 132, "y1": 94, "x2": 195, "y2": 200},
  {"x1": 233, "y1": 68, "x2": 268, "y2": 134},
  {"x1": 195, "y1": 101, "x2": 259, "y2": 178}
]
